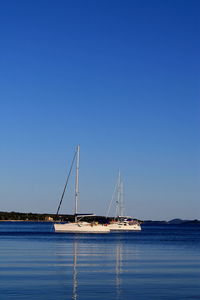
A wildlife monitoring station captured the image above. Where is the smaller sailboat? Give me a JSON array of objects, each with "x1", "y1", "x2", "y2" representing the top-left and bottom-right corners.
[
  {"x1": 54, "y1": 145, "x2": 110, "y2": 233},
  {"x1": 107, "y1": 172, "x2": 141, "y2": 231}
]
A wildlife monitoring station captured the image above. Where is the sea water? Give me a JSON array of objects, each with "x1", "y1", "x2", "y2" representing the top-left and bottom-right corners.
[{"x1": 0, "y1": 222, "x2": 200, "y2": 300}]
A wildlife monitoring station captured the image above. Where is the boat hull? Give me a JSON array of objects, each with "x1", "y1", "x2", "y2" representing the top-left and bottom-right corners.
[
  {"x1": 54, "y1": 222, "x2": 110, "y2": 233},
  {"x1": 108, "y1": 223, "x2": 141, "y2": 231}
]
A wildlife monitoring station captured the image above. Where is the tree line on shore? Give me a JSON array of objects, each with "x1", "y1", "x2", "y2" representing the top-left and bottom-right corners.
[
  {"x1": 0, "y1": 211, "x2": 143, "y2": 224},
  {"x1": 1, "y1": 211, "x2": 198, "y2": 225},
  {"x1": 0, "y1": 211, "x2": 113, "y2": 223}
]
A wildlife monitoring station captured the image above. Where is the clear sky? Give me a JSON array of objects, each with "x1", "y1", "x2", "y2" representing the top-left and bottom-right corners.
[{"x1": 0, "y1": 0, "x2": 199, "y2": 220}]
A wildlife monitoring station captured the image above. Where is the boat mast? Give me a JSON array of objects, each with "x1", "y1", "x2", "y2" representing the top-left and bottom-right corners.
[
  {"x1": 116, "y1": 171, "x2": 121, "y2": 220},
  {"x1": 116, "y1": 171, "x2": 125, "y2": 221},
  {"x1": 120, "y1": 180, "x2": 124, "y2": 217},
  {"x1": 74, "y1": 145, "x2": 80, "y2": 222}
]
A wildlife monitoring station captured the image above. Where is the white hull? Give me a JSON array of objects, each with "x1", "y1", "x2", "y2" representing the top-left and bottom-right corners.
[
  {"x1": 108, "y1": 223, "x2": 141, "y2": 231},
  {"x1": 54, "y1": 222, "x2": 110, "y2": 233}
]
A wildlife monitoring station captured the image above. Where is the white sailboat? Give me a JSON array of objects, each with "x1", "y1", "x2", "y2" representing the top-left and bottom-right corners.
[
  {"x1": 108, "y1": 172, "x2": 141, "y2": 231},
  {"x1": 54, "y1": 145, "x2": 110, "y2": 233}
]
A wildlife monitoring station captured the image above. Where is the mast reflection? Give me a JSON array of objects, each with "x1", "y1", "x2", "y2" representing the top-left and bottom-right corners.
[
  {"x1": 72, "y1": 241, "x2": 124, "y2": 300},
  {"x1": 115, "y1": 243, "x2": 123, "y2": 299},
  {"x1": 72, "y1": 240, "x2": 78, "y2": 300}
]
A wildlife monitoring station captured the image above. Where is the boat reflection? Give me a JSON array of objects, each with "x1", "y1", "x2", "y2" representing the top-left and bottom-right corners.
[{"x1": 71, "y1": 239, "x2": 125, "y2": 300}]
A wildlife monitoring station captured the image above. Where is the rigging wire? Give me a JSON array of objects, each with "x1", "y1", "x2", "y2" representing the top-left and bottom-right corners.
[
  {"x1": 56, "y1": 149, "x2": 77, "y2": 217},
  {"x1": 106, "y1": 179, "x2": 118, "y2": 218}
]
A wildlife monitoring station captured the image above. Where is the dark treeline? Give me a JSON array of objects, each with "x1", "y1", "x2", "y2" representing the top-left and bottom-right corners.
[
  {"x1": 0, "y1": 211, "x2": 114, "y2": 223},
  {"x1": 1, "y1": 212, "x2": 198, "y2": 225},
  {"x1": 0, "y1": 211, "x2": 56, "y2": 221}
]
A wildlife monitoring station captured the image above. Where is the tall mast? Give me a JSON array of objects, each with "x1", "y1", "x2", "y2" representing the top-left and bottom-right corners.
[
  {"x1": 116, "y1": 171, "x2": 124, "y2": 220},
  {"x1": 120, "y1": 180, "x2": 124, "y2": 217},
  {"x1": 116, "y1": 170, "x2": 121, "y2": 219},
  {"x1": 74, "y1": 145, "x2": 80, "y2": 222}
]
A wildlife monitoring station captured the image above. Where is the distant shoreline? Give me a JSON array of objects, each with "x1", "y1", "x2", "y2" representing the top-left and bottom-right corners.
[
  {"x1": 0, "y1": 220, "x2": 54, "y2": 222},
  {"x1": 0, "y1": 211, "x2": 116, "y2": 223},
  {"x1": 0, "y1": 211, "x2": 199, "y2": 225},
  {"x1": 0, "y1": 219, "x2": 200, "y2": 226}
]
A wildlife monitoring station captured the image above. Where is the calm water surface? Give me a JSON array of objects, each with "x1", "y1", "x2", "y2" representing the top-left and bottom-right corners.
[{"x1": 0, "y1": 222, "x2": 200, "y2": 300}]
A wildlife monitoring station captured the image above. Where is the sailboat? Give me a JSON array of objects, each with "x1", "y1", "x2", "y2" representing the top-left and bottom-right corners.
[
  {"x1": 107, "y1": 172, "x2": 141, "y2": 231},
  {"x1": 54, "y1": 145, "x2": 110, "y2": 233}
]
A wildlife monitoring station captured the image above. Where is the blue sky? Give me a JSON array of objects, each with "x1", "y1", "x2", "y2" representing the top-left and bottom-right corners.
[{"x1": 0, "y1": 0, "x2": 199, "y2": 220}]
